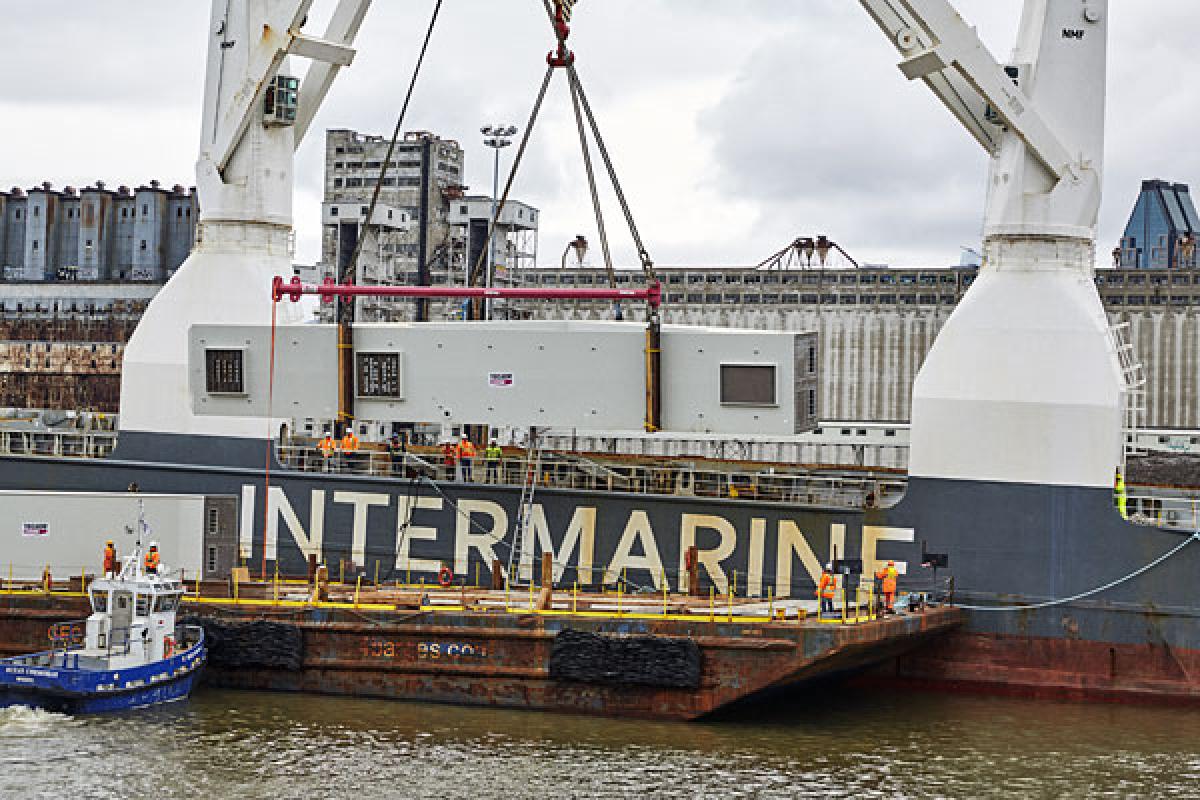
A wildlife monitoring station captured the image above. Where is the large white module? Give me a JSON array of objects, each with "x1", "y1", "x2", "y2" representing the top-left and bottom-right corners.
[{"x1": 190, "y1": 320, "x2": 816, "y2": 435}]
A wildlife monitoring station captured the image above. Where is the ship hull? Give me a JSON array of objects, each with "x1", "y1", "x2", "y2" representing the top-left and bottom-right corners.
[{"x1": 1, "y1": 432, "x2": 1197, "y2": 702}]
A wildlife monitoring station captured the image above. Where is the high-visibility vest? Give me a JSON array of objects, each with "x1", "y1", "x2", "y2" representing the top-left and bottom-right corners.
[
  {"x1": 485, "y1": 445, "x2": 502, "y2": 461},
  {"x1": 145, "y1": 551, "x2": 160, "y2": 571},
  {"x1": 458, "y1": 440, "x2": 477, "y2": 458},
  {"x1": 341, "y1": 434, "x2": 359, "y2": 452},
  {"x1": 876, "y1": 565, "x2": 898, "y2": 593},
  {"x1": 103, "y1": 547, "x2": 117, "y2": 572},
  {"x1": 1115, "y1": 474, "x2": 1128, "y2": 519},
  {"x1": 817, "y1": 572, "x2": 837, "y2": 599},
  {"x1": 318, "y1": 437, "x2": 336, "y2": 457}
]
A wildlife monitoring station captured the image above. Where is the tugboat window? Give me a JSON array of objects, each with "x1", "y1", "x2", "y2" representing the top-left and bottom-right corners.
[
  {"x1": 135, "y1": 594, "x2": 151, "y2": 617},
  {"x1": 91, "y1": 591, "x2": 108, "y2": 613}
]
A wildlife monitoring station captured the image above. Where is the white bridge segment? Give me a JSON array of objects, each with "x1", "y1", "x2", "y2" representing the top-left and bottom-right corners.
[
  {"x1": 862, "y1": 0, "x2": 1124, "y2": 489},
  {"x1": 189, "y1": 321, "x2": 808, "y2": 436}
]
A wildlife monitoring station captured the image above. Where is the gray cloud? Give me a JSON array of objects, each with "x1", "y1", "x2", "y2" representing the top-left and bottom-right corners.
[{"x1": 5, "y1": 1, "x2": 1197, "y2": 269}]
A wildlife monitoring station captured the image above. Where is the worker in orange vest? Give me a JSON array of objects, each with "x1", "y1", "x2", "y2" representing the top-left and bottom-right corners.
[
  {"x1": 441, "y1": 439, "x2": 458, "y2": 481},
  {"x1": 103, "y1": 540, "x2": 118, "y2": 578},
  {"x1": 816, "y1": 563, "x2": 837, "y2": 616},
  {"x1": 456, "y1": 434, "x2": 477, "y2": 481},
  {"x1": 317, "y1": 433, "x2": 336, "y2": 471},
  {"x1": 340, "y1": 429, "x2": 360, "y2": 472},
  {"x1": 876, "y1": 559, "x2": 899, "y2": 613},
  {"x1": 144, "y1": 543, "x2": 161, "y2": 575}
]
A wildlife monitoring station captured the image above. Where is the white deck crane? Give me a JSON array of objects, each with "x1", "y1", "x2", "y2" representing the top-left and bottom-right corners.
[
  {"x1": 120, "y1": 1, "x2": 372, "y2": 442},
  {"x1": 859, "y1": 0, "x2": 1125, "y2": 489}
]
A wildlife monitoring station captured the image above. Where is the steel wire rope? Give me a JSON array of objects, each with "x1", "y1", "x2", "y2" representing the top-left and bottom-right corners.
[
  {"x1": 261, "y1": 1, "x2": 442, "y2": 579},
  {"x1": 341, "y1": 0, "x2": 445, "y2": 300},
  {"x1": 954, "y1": 530, "x2": 1200, "y2": 612},
  {"x1": 261, "y1": 296, "x2": 279, "y2": 579},
  {"x1": 566, "y1": 62, "x2": 617, "y2": 289},
  {"x1": 565, "y1": 63, "x2": 656, "y2": 281}
]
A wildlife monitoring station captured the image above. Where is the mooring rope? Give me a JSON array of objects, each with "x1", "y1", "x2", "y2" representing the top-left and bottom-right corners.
[{"x1": 954, "y1": 530, "x2": 1200, "y2": 612}]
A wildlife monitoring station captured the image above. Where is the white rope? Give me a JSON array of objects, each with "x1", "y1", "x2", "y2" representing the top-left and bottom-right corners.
[{"x1": 955, "y1": 530, "x2": 1200, "y2": 612}]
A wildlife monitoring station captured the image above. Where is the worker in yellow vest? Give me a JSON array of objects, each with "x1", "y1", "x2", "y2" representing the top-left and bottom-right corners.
[
  {"x1": 816, "y1": 563, "x2": 837, "y2": 616},
  {"x1": 1114, "y1": 468, "x2": 1128, "y2": 520},
  {"x1": 485, "y1": 440, "x2": 503, "y2": 483},
  {"x1": 876, "y1": 560, "x2": 899, "y2": 613}
]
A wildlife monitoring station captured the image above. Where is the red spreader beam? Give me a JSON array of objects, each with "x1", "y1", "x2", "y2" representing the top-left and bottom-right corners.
[{"x1": 272, "y1": 276, "x2": 661, "y2": 309}]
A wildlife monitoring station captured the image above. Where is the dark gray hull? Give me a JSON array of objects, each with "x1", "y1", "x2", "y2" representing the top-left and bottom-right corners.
[{"x1": 4, "y1": 431, "x2": 1198, "y2": 700}]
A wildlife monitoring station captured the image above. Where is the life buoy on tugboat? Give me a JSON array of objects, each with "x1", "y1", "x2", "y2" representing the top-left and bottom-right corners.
[
  {"x1": 438, "y1": 565, "x2": 454, "y2": 588},
  {"x1": 164, "y1": 636, "x2": 175, "y2": 658}
]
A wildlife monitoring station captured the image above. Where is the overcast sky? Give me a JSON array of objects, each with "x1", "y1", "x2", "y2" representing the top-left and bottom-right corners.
[{"x1": 5, "y1": 1, "x2": 1198, "y2": 269}]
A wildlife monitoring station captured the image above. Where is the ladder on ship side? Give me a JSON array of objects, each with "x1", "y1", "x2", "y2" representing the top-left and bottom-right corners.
[
  {"x1": 507, "y1": 428, "x2": 544, "y2": 587},
  {"x1": 1110, "y1": 321, "x2": 1147, "y2": 464}
]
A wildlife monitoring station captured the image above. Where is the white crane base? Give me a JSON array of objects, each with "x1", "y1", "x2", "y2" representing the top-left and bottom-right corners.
[{"x1": 908, "y1": 263, "x2": 1124, "y2": 489}]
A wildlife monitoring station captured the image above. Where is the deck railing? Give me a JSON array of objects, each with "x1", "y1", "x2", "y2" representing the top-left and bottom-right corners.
[
  {"x1": 0, "y1": 429, "x2": 117, "y2": 458},
  {"x1": 275, "y1": 443, "x2": 905, "y2": 509}
]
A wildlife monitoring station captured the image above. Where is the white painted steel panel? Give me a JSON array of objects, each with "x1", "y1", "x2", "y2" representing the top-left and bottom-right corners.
[{"x1": 0, "y1": 492, "x2": 206, "y2": 581}]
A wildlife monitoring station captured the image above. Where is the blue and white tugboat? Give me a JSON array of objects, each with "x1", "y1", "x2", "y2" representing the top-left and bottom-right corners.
[{"x1": 0, "y1": 515, "x2": 206, "y2": 713}]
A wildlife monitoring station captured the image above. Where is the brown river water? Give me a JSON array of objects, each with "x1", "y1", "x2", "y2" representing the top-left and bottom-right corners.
[{"x1": 2, "y1": 686, "x2": 1199, "y2": 799}]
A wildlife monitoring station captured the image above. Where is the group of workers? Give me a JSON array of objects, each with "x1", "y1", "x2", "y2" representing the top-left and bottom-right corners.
[
  {"x1": 816, "y1": 559, "x2": 900, "y2": 617},
  {"x1": 441, "y1": 435, "x2": 504, "y2": 482},
  {"x1": 312, "y1": 429, "x2": 506, "y2": 482},
  {"x1": 101, "y1": 540, "x2": 161, "y2": 577},
  {"x1": 317, "y1": 429, "x2": 361, "y2": 470}
]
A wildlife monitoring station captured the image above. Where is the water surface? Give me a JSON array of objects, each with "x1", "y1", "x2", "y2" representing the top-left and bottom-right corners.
[{"x1": 2, "y1": 686, "x2": 1198, "y2": 798}]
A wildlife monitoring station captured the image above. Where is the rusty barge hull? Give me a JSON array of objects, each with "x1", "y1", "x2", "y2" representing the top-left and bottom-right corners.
[{"x1": 0, "y1": 595, "x2": 959, "y2": 720}]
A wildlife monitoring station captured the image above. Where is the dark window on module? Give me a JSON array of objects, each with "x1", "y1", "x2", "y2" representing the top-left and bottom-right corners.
[
  {"x1": 719, "y1": 364, "x2": 777, "y2": 406},
  {"x1": 356, "y1": 352, "x2": 401, "y2": 398},
  {"x1": 205, "y1": 349, "x2": 245, "y2": 394}
]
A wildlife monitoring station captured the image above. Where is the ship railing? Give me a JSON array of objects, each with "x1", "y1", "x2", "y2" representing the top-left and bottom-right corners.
[
  {"x1": 1124, "y1": 491, "x2": 1200, "y2": 532},
  {"x1": 0, "y1": 429, "x2": 118, "y2": 459},
  {"x1": 275, "y1": 442, "x2": 905, "y2": 509}
]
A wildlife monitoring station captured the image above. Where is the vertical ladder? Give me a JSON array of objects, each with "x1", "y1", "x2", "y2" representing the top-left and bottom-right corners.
[
  {"x1": 507, "y1": 428, "x2": 543, "y2": 586},
  {"x1": 1110, "y1": 321, "x2": 1147, "y2": 466}
]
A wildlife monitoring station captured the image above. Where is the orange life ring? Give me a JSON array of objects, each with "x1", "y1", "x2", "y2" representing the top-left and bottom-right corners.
[
  {"x1": 164, "y1": 636, "x2": 175, "y2": 658},
  {"x1": 438, "y1": 565, "x2": 454, "y2": 588}
]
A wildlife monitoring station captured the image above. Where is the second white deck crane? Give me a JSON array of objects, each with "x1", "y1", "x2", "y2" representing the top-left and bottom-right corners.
[{"x1": 859, "y1": 0, "x2": 1126, "y2": 490}]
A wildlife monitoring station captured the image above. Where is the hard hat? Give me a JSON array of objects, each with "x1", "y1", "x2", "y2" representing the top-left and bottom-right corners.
[
  {"x1": 461, "y1": 433, "x2": 469, "y2": 439},
  {"x1": 825, "y1": 563, "x2": 832, "y2": 571},
  {"x1": 887, "y1": 560, "x2": 895, "y2": 566},
  {"x1": 106, "y1": 539, "x2": 113, "y2": 545}
]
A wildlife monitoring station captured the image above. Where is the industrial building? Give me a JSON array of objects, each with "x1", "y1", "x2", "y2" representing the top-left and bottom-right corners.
[
  {"x1": 320, "y1": 128, "x2": 539, "y2": 321},
  {"x1": 321, "y1": 128, "x2": 466, "y2": 320},
  {"x1": 505, "y1": 261, "x2": 1200, "y2": 431},
  {"x1": 0, "y1": 181, "x2": 197, "y2": 282}
]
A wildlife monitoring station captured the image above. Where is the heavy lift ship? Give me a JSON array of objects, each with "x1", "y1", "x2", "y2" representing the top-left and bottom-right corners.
[{"x1": 2, "y1": 0, "x2": 1199, "y2": 708}]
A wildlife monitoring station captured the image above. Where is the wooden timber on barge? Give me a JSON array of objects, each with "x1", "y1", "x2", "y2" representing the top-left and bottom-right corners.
[{"x1": 0, "y1": 579, "x2": 960, "y2": 720}]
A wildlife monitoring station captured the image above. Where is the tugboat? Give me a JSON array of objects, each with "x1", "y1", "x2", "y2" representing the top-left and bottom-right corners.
[{"x1": 0, "y1": 510, "x2": 206, "y2": 713}]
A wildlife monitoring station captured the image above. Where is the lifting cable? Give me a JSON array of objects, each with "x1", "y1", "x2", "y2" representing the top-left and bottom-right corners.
[
  {"x1": 342, "y1": 0, "x2": 445, "y2": 300},
  {"x1": 954, "y1": 530, "x2": 1200, "y2": 612},
  {"x1": 261, "y1": 2, "x2": 443, "y2": 578},
  {"x1": 468, "y1": 0, "x2": 658, "y2": 297}
]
